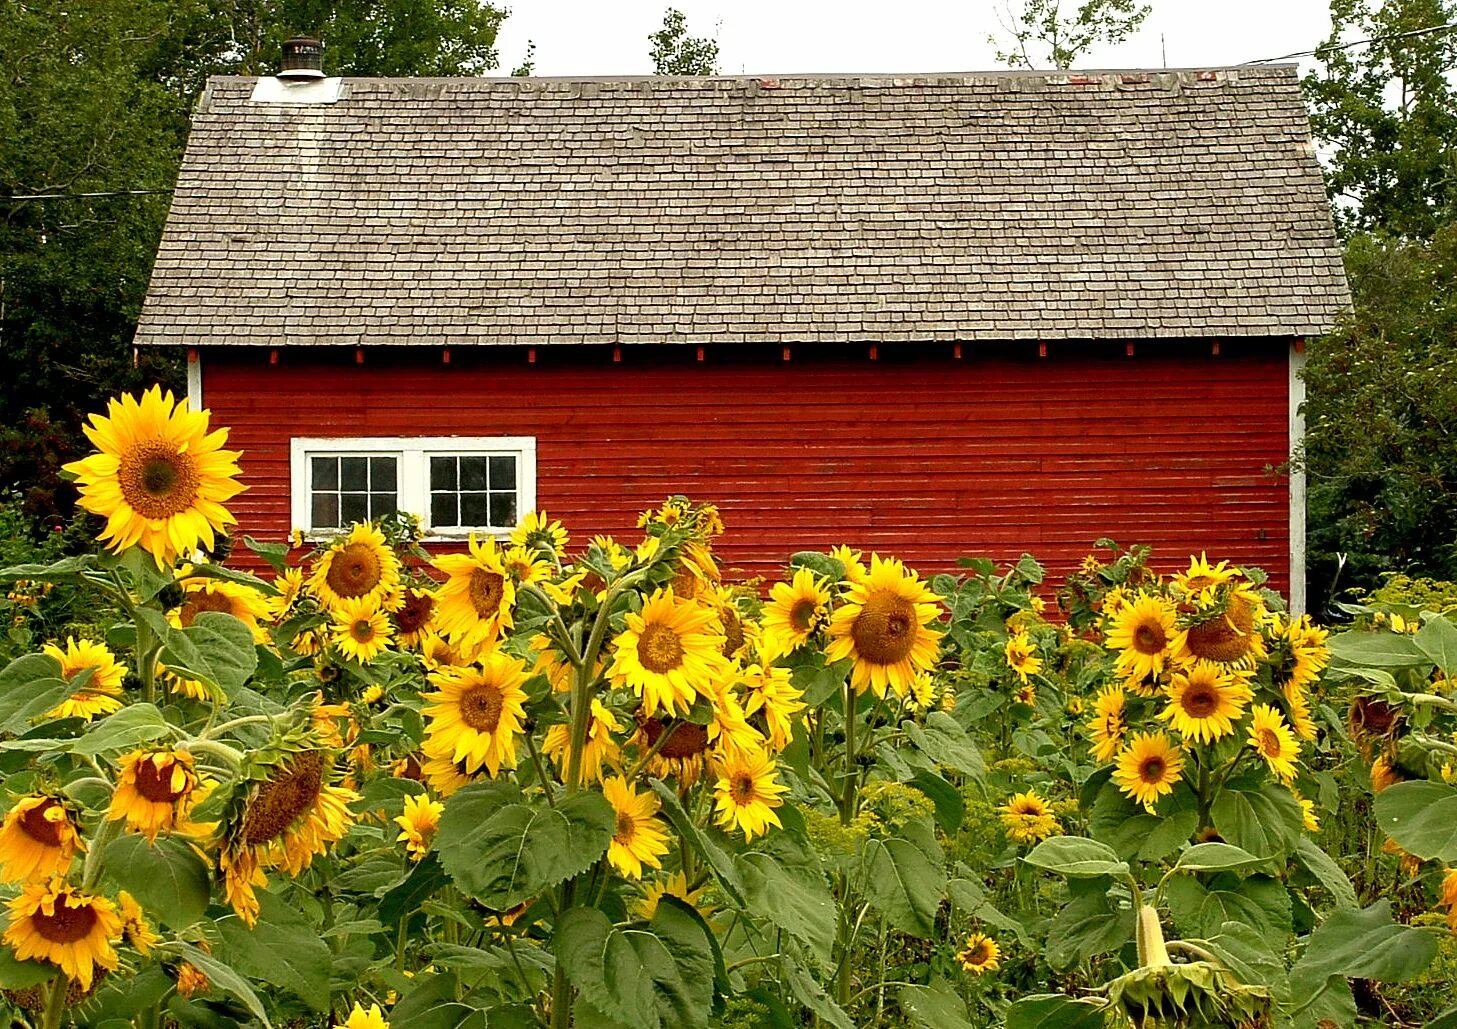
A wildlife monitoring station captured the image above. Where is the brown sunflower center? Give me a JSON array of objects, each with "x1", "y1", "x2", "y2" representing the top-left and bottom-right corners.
[
  {"x1": 729, "y1": 773, "x2": 756, "y2": 805},
  {"x1": 614, "y1": 811, "x2": 637, "y2": 842},
  {"x1": 394, "y1": 591, "x2": 434, "y2": 634},
  {"x1": 789, "y1": 598, "x2": 818, "y2": 632},
  {"x1": 1257, "y1": 728, "x2": 1281, "y2": 756},
  {"x1": 720, "y1": 610, "x2": 745, "y2": 659},
  {"x1": 637, "y1": 624, "x2": 686, "y2": 674},
  {"x1": 1012, "y1": 800, "x2": 1043, "y2": 817},
  {"x1": 180, "y1": 589, "x2": 234, "y2": 627},
  {"x1": 641, "y1": 719, "x2": 709, "y2": 759},
  {"x1": 849, "y1": 591, "x2": 916, "y2": 665},
  {"x1": 468, "y1": 570, "x2": 505, "y2": 618},
  {"x1": 965, "y1": 941, "x2": 992, "y2": 965},
  {"x1": 119, "y1": 441, "x2": 200, "y2": 519},
  {"x1": 242, "y1": 751, "x2": 325, "y2": 845},
  {"x1": 1184, "y1": 597, "x2": 1257, "y2": 663},
  {"x1": 1138, "y1": 756, "x2": 1166, "y2": 784},
  {"x1": 31, "y1": 899, "x2": 99, "y2": 944},
  {"x1": 326, "y1": 543, "x2": 384, "y2": 599},
  {"x1": 350, "y1": 619, "x2": 375, "y2": 643},
  {"x1": 459, "y1": 684, "x2": 505, "y2": 732},
  {"x1": 18, "y1": 800, "x2": 68, "y2": 846},
  {"x1": 1132, "y1": 622, "x2": 1167, "y2": 654},
  {"x1": 134, "y1": 758, "x2": 189, "y2": 804},
  {"x1": 1180, "y1": 681, "x2": 1220, "y2": 718}
]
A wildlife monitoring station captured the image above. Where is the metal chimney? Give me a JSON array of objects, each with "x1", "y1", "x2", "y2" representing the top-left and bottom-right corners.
[{"x1": 278, "y1": 37, "x2": 325, "y2": 80}]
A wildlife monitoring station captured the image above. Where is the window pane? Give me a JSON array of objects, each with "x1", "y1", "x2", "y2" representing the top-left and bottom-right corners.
[
  {"x1": 488, "y1": 455, "x2": 516, "y2": 489},
  {"x1": 372, "y1": 493, "x2": 398, "y2": 518},
  {"x1": 340, "y1": 457, "x2": 368, "y2": 491},
  {"x1": 489, "y1": 492, "x2": 516, "y2": 527},
  {"x1": 430, "y1": 456, "x2": 456, "y2": 491},
  {"x1": 431, "y1": 492, "x2": 458, "y2": 527},
  {"x1": 340, "y1": 492, "x2": 368, "y2": 523},
  {"x1": 460, "y1": 492, "x2": 489, "y2": 527},
  {"x1": 312, "y1": 457, "x2": 338, "y2": 490},
  {"x1": 460, "y1": 456, "x2": 488, "y2": 491},
  {"x1": 370, "y1": 457, "x2": 397, "y2": 490},
  {"x1": 312, "y1": 492, "x2": 340, "y2": 527}
]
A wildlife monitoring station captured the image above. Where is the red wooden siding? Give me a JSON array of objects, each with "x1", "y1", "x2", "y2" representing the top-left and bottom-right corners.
[{"x1": 199, "y1": 343, "x2": 1292, "y2": 597}]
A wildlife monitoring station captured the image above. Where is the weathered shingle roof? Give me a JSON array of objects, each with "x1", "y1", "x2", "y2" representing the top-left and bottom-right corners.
[{"x1": 137, "y1": 67, "x2": 1349, "y2": 348}]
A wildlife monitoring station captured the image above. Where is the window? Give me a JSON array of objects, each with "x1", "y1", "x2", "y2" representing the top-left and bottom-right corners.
[{"x1": 291, "y1": 437, "x2": 536, "y2": 538}]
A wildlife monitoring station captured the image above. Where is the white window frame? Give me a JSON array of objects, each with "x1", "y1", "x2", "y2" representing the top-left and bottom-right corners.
[{"x1": 290, "y1": 436, "x2": 537, "y2": 540}]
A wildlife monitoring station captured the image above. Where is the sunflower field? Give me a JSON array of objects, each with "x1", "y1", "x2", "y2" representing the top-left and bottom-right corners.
[{"x1": 0, "y1": 388, "x2": 1454, "y2": 1029}]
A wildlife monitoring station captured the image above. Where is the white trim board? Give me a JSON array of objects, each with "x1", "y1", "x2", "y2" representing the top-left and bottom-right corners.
[
  {"x1": 186, "y1": 351, "x2": 203, "y2": 412},
  {"x1": 1288, "y1": 343, "x2": 1307, "y2": 616}
]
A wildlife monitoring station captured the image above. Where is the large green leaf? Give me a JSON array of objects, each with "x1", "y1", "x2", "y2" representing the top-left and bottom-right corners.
[
  {"x1": 780, "y1": 954, "x2": 853, "y2": 1029},
  {"x1": 1290, "y1": 900, "x2": 1438, "y2": 987},
  {"x1": 1045, "y1": 882, "x2": 1134, "y2": 970},
  {"x1": 0, "y1": 653, "x2": 73, "y2": 732},
  {"x1": 156, "y1": 610, "x2": 259, "y2": 698},
  {"x1": 898, "y1": 982, "x2": 975, "y2": 1029},
  {"x1": 649, "y1": 779, "x2": 745, "y2": 907},
  {"x1": 0, "y1": 947, "x2": 54, "y2": 989},
  {"x1": 437, "y1": 783, "x2": 613, "y2": 909},
  {"x1": 69, "y1": 703, "x2": 171, "y2": 756},
  {"x1": 737, "y1": 834, "x2": 835, "y2": 964},
  {"x1": 1189, "y1": 921, "x2": 1287, "y2": 994},
  {"x1": 555, "y1": 903, "x2": 713, "y2": 1029},
  {"x1": 1165, "y1": 873, "x2": 1290, "y2": 939},
  {"x1": 1327, "y1": 629, "x2": 1431, "y2": 668},
  {"x1": 102, "y1": 833, "x2": 211, "y2": 928},
  {"x1": 1173, "y1": 842, "x2": 1268, "y2": 873},
  {"x1": 216, "y1": 891, "x2": 332, "y2": 1011},
  {"x1": 1210, "y1": 784, "x2": 1303, "y2": 860},
  {"x1": 169, "y1": 943, "x2": 273, "y2": 1028},
  {"x1": 1088, "y1": 778, "x2": 1198, "y2": 862},
  {"x1": 1004, "y1": 994, "x2": 1108, "y2": 1029},
  {"x1": 908, "y1": 770, "x2": 964, "y2": 832},
  {"x1": 1293, "y1": 837, "x2": 1358, "y2": 909},
  {"x1": 1023, "y1": 835, "x2": 1129, "y2": 878},
  {"x1": 862, "y1": 831, "x2": 946, "y2": 937},
  {"x1": 1373, "y1": 780, "x2": 1457, "y2": 862},
  {"x1": 901, "y1": 711, "x2": 984, "y2": 777},
  {"x1": 1416, "y1": 616, "x2": 1457, "y2": 677}
]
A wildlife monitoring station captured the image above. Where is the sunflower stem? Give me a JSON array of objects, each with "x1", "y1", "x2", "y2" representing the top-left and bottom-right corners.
[
  {"x1": 40, "y1": 974, "x2": 68, "y2": 1029},
  {"x1": 181, "y1": 739, "x2": 245, "y2": 770},
  {"x1": 82, "y1": 815, "x2": 123, "y2": 891},
  {"x1": 201, "y1": 713, "x2": 280, "y2": 740},
  {"x1": 133, "y1": 600, "x2": 159, "y2": 705},
  {"x1": 839, "y1": 680, "x2": 857, "y2": 826}
]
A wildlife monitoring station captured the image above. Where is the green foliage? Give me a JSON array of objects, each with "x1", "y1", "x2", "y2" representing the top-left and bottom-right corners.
[
  {"x1": 990, "y1": 0, "x2": 1152, "y2": 69},
  {"x1": 648, "y1": 8, "x2": 719, "y2": 75}
]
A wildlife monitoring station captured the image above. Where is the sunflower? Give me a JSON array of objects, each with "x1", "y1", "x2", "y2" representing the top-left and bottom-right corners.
[
  {"x1": 176, "y1": 961, "x2": 211, "y2": 997},
  {"x1": 1370, "y1": 754, "x2": 1404, "y2": 793},
  {"x1": 1247, "y1": 704, "x2": 1299, "y2": 782},
  {"x1": 1004, "y1": 632, "x2": 1042, "y2": 684},
  {"x1": 271, "y1": 565, "x2": 307, "y2": 620},
  {"x1": 0, "y1": 796, "x2": 81, "y2": 883},
  {"x1": 956, "y1": 932, "x2": 1001, "y2": 974},
  {"x1": 1013, "y1": 683, "x2": 1037, "y2": 707},
  {"x1": 503, "y1": 545, "x2": 551, "y2": 585},
  {"x1": 705, "y1": 687, "x2": 765, "y2": 758},
  {"x1": 394, "y1": 793, "x2": 443, "y2": 861},
  {"x1": 825, "y1": 554, "x2": 943, "y2": 698},
  {"x1": 1105, "y1": 593, "x2": 1177, "y2": 681},
  {"x1": 3, "y1": 879, "x2": 121, "y2": 991},
  {"x1": 422, "y1": 653, "x2": 529, "y2": 777},
  {"x1": 829, "y1": 545, "x2": 868, "y2": 585},
  {"x1": 740, "y1": 664, "x2": 806, "y2": 752},
  {"x1": 1438, "y1": 868, "x2": 1457, "y2": 932},
  {"x1": 310, "y1": 522, "x2": 402, "y2": 612},
  {"x1": 1174, "y1": 586, "x2": 1268, "y2": 667},
  {"x1": 531, "y1": 633, "x2": 581, "y2": 693},
  {"x1": 1112, "y1": 732, "x2": 1185, "y2": 813},
  {"x1": 603, "y1": 777, "x2": 671, "y2": 879},
  {"x1": 761, "y1": 568, "x2": 830, "y2": 658},
  {"x1": 419, "y1": 742, "x2": 480, "y2": 798},
  {"x1": 510, "y1": 510, "x2": 569, "y2": 557},
  {"x1": 391, "y1": 587, "x2": 437, "y2": 647},
  {"x1": 41, "y1": 637, "x2": 126, "y2": 721},
  {"x1": 1087, "y1": 686, "x2": 1127, "y2": 763},
  {"x1": 117, "y1": 891, "x2": 159, "y2": 955},
  {"x1": 632, "y1": 718, "x2": 712, "y2": 785},
  {"x1": 670, "y1": 541, "x2": 719, "y2": 601},
  {"x1": 1000, "y1": 790, "x2": 1060, "y2": 844},
  {"x1": 331, "y1": 597, "x2": 394, "y2": 664},
  {"x1": 713, "y1": 748, "x2": 788, "y2": 841},
  {"x1": 1294, "y1": 793, "x2": 1320, "y2": 833},
  {"x1": 609, "y1": 587, "x2": 728, "y2": 717},
  {"x1": 1172, "y1": 553, "x2": 1235, "y2": 604},
  {"x1": 63, "y1": 386, "x2": 244, "y2": 566},
  {"x1": 108, "y1": 748, "x2": 204, "y2": 841},
  {"x1": 1284, "y1": 682, "x2": 1318, "y2": 742},
  {"x1": 338, "y1": 1003, "x2": 390, "y2": 1029},
  {"x1": 542, "y1": 700, "x2": 622, "y2": 784},
  {"x1": 173, "y1": 575, "x2": 272, "y2": 642},
  {"x1": 433, "y1": 535, "x2": 517, "y2": 651},
  {"x1": 634, "y1": 870, "x2": 711, "y2": 922},
  {"x1": 1158, "y1": 662, "x2": 1253, "y2": 744}
]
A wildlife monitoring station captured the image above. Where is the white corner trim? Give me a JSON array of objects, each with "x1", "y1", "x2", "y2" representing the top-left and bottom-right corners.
[
  {"x1": 288, "y1": 435, "x2": 537, "y2": 539},
  {"x1": 1288, "y1": 344, "x2": 1308, "y2": 616},
  {"x1": 186, "y1": 351, "x2": 203, "y2": 412}
]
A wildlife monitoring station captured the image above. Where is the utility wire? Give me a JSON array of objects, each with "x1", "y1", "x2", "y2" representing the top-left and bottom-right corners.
[
  {"x1": 8, "y1": 189, "x2": 173, "y2": 202},
  {"x1": 1243, "y1": 19, "x2": 1457, "y2": 64}
]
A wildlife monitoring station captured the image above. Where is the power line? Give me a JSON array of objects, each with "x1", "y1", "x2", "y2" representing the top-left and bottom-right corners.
[
  {"x1": 8, "y1": 189, "x2": 174, "y2": 202},
  {"x1": 1243, "y1": 19, "x2": 1457, "y2": 65}
]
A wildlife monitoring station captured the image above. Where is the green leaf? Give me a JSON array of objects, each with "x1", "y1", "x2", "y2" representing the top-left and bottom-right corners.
[
  {"x1": 0, "y1": 946, "x2": 54, "y2": 988},
  {"x1": 898, "y1": 982, "x2": 975, "y2": 1029},
  {"x1": 1293, "y1": 837, "x2": 1358, "y2": 909},
  {"x1": 862, "y1": 833, "x2": 946, "y2": 937},
  {"x1": 555, "y1": 904, "x2": 713, "y2": 1029},
  {"x1": 1373, "y1": 780, "x2": 1457, "y2": 861},
  {"x1": 1165, "y1": 873, "x2": 1290, "y2": 939},
  {"x1": 1173, "y1": 842, "x2": 1267, "y2": 872},
  {"x1": 1088, "y1": 777, "x2": 1199, "y2": 862},
  {"x1": 1013, "y1": 553, "x2": 1046, "y2": 584},
  {"x1": 0, "y1": 556, "x2": 93, "y2": 583},
  {"x1": 69, "y1": 703, "x2": 171, "y2": 756},
  {"x1": 1005, "y1": 994, "x2": 1108, "y2": 1029},
  {"x1": 1327, "y1": 628, "x2": 1431, "y2": 668},
  {"x1": 160, "y1": 611, "x2": 259, "y2": 698},
  {"x1": 788, "y1": 552, "x2": 843, "y2": 581},
  {"x1": 102, "y1": 833, "x2": 211, "y2": 928},
  {"x1": 1210, "y1": 784, "x2": 1303, "y2": 860},
  {"x1": 901, "y1": 711, "x2": 984, "y2": 777},
  {"x1": 738, "y1": 834, "x2": 835, "y2": 964},
  {"x1": 1189, "y1": 921, "x2": 1287, "y2": 993},
  {"x1": 649, "y1": 779, "x2": 745, "y2": 907},
  {"x1": 0, "y1": 653, "x2": 73, "y2": 732},
  {"x1": 378, "y1": 852, "x2": 448, "y2": 924},
  {"x1": 183, "y1": 560, "x2": 280, "y2": 596},
  {"x1": 437, "y1": 783, "x2": 613, "y2": 909},
  {"x1": 1416, "y1": 616, "x2": 1457, "y2": 677},
  {"x1": 1045, "y1": 883, "x2": 1135, "y2": 969},
  {"x1": 216, "y1": 891, "x2": 331, "y2": 1011},
  {"x1": 908, "y1": 770, "x2": 964, "y2": 832},
  {"x1": 169, "y1": 943, "x2": 273, "y2": 1029},
  {"x1": 1290, "y1": 899, "x2": 1438, "y2": 986},
  {"x1": 780, "y1": 954, "x2": 853, "y2": 1029},
  {"x1": 243, "y1": 535, "x2": 291, "y2": 574},
  {"x1": 1425, "y1": 1003, "x2": 1457, "y2": 1029},
  {"x1": 1023, "y1": 836, "x2": 1129, "y2": 878}
]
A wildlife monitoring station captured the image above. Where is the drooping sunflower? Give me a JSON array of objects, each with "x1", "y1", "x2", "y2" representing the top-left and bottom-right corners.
[
  {"x1": 422, "y1": 652, "x2": 529, "y2": 777},
  {"x1": 510, "y1": 510, "x2": 569, "y2": 557},
  {"x1": 825, "y1": 554, "x2": 943, "y2": 698},
  {"x1": 1000, "y1": 790, "x2": 1060, "y2": 844},
  {"x1": 3, "y1": 879, "x2": 121, "y2": 991},
  {"x1": 956, "y1": 932, "x2": 1001, "y2": 975},
  {"x1": 338, "y1": 1003, "x2": 391, "y2": 1029},
  {"x1": 310, "y1": 522, "x2": 402, "y2": 612},
  {"x1": 1173, "y1": 584, "x2": 1268, "y2": 667},
  {"x1": 270, "y1": 565, "x2": 307, "y2": 620},
  {"x1": 1112, "y1": 732, "x2": 1185, "y2": 813},
  {"x1": 331, "y1": 597, "x2": 394, "y2": 664},
  {"x1": 41, "y1": 637, "x2": 126, "y2": 721},
  {"x1": 1295, "y1": 793, "x2": 1320, "y2": 833},
  {"x1": 1087, "y1": 686, "x2": 1127, "y2": 763},
  {"x1": 609, "y1": 587, "x2": 728, "y2": 717},
  {"x1": 433, "y1": 535, "x2": 518, "y2": 651},
  {"x1": 713, "y1": 748, "x2": 788, "y2": 841},
  {"x1": 394, "y1": 793, "x2": 443, "y2": 861},
  {"x1": 632, "y1": 718, "x2": 712, "y2": 785},
  {"x1": 117, "y1": 891, "x2": 159, "y2": 955},
  {"x1": 761, "y1": 568, "x2": 830, "y2": 658},
  {"x1": 108, "y1": 748, "x2": 204, "y2": 841},
  {"x1": 1004, "y1": 631, "x2": 1042, "y2": 685},
  {"x1": 390, "y1": 587, "x2": 437, "y2": 647},
  {"x1": 63, "y1": 386, "x2": 244, "y2": 566},
  {"x1": 740, "y1": 664, "x2": 806, "y2": 752},
  {"x1": 1158, "y1": 662, "x2": 1253, "y2": 745},
  {"x1": 603, "y1": 777, "x2": 671, "y2": 879},
  {"x1": 542, "y1": 699, "x2": 623, "y2": 783},
  {"x1": 173, "y1": 575, "x2": 272, "y2": 642},
  {"x1": 1105, "y1": 593, "x2": 1178, "y2": 681},
  {"x1": 1247, "y1": 704, "x2": 1300, "y2": 782},
  {"x1": 0, "y1": 796, "x2": 81, "y2": 883},
  {"x1": 705, "y1": 686, "x2": 765, "y2": 758}
]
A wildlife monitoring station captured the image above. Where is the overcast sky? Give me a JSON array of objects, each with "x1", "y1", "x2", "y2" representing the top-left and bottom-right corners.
[{"x1": 494, "y1": 1, "x2": 1335, "y2": 78}]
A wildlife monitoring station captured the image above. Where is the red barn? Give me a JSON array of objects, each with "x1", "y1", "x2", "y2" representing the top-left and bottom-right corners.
[{"x1": 134, "y1": 68, "x2": 1348, "y2": 610}]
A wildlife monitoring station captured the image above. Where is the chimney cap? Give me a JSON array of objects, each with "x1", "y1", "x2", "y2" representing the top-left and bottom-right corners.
[{"x1": 279, "y1": 37, "x2": 325, "y2": 80}]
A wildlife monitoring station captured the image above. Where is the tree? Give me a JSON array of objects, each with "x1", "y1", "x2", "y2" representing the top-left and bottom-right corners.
[
  {"x1": 990, "y1": 0, "x2": 1151, "y2": 69},
  {"x1": 649, "y1": 7, "x2": 719, "y2": 75},
  {"x1": 1303, "y1": 0, "x2": 1457, "y2": 239}
]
